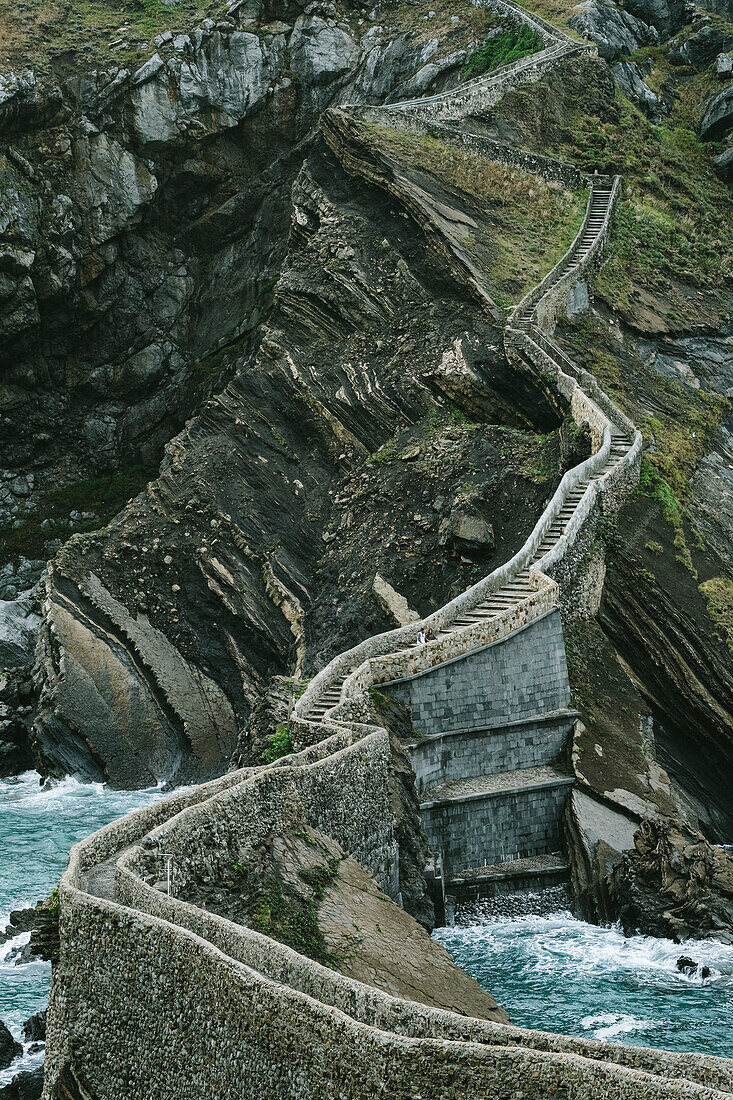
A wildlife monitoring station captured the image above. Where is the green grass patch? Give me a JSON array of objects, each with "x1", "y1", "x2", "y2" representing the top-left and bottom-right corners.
[
  {"x1": 262, "y1": 723, "x2": 293, "y2": 764},
  {"x1": 0, "y1": 465, "x2": 156, "y2": 567},
  {"x1": 554, "y1": 83, "x2": 733, "y2": 323},
  {"x1": 698, "y1": 576, "x2": 733, "y2": 655},
  {"x1": 250, "y1": 859, "x2": 340, "y2": 965},
  {"x1": 363, "y1": 123, "x2": 587, "y2": 306},
  {"x1": 463, "y1": 22, "x2": 542, "y2": 78}
]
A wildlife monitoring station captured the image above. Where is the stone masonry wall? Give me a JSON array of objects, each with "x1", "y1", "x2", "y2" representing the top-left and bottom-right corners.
[
  {"x1": 384, "y1": 611, "x2": 570, "y2": 737},
  {"x1": 410, "y1": 712, "x2": 577, "y2": 796},
  {"x1": 421, "y1": 777, "x2": 575, "y2": 870}
]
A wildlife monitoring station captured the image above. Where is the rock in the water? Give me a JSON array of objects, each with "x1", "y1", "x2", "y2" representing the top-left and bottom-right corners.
[
  {"x1": 0, "y1": 908, "x2": 36, "y2": 944},
  {"x1": 676, "y1": 955, "x2": 711, "y2": 978},
  {"x1": 611, "y1": 61, "x2": 662, "y2": 117},
  {"x1": 610, "y1": 818, "x2": 733, "y2": 942},
  {"x1": 22, "y1": 1012, "x2": 46, "y2": 1044},
  {"x1": 0, "y1": 1067, "x2": 44, "y2": 1100},
  {"x1": 700, "y1": 85, "x2": 733, "y2": 141},
  {"x1": 0, "y1": 1021, "x2": 21, "y2": 1070}
]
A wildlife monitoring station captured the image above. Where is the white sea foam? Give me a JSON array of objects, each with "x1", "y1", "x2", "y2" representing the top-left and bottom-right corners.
[{"x1": 580, "y1": 1012, "x2": 655, "y2": 1041}]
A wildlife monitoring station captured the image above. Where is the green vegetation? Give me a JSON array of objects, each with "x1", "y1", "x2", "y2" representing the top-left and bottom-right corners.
[
  {"x1": 0, "y1": 465, "x2": 156, "y2": 567},
  {"x1": 645, "y1": 541, "x2": 663, "y2": 554},
  {"x1": 363, "y1": 123, "x2": 587, "y2": 306},
  {"x1": 638, "y1": 457, "x2": 696, "y2": 576},
  {"x1": 557, "y1": 309, "x2": 728, "y2": 578},
  {"x1": 250, "y1": 860, "x2": 340, "y2": 965},
  {"x1": 555, "y1": 85, "x2": 733, "y2": 325},
  {"x1": 262, "y1": 723, "x2": 293, "y2": 764},
  {"x1": 463, "y1": 22, "x2": 542, "y2": 78},
  {"x1": 0, "y1": 0, "x2": 198, "y2": 73},
  {"x1": 699, "y1": 577, "x2": 733, "y2": 656},
  {"x1": 284, "y1": 678, "x2": 310, "y2": 700}
]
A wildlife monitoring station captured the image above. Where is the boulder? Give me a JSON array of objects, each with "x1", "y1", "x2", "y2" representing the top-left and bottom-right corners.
[
  {"x1": 716, "y1": 52, "x2": 733, "y2": 77},
  {"x1": 676, "y1": 955, "x2": 711, "y2": 978},
  {"x1": 568, "y1": 0, "x2": 660, "y2": 61},
  {"x1": 622, "y1": 0, "x2": 686, "y2": 37},
  {"x1": 441, "y1": 501, "x2": 495, "y2": 555},
  {"x1": 0, "y1": 1021, "x2": 21, "y2": 1070},
  {"x1": 0, "y1": 1067, "x2": 43, "y2": 1100},
  {"x1": 22, "y1": 1012, "x2": 46, "y2": 1044},
  {"x1": 611, "y1": 61, "x2": 662, "y2": 117},
  {"x1": 669, "y1": 25, "x2": 733, "y2": 70},
  {"x1": 713, "y1": 143, "x2": 733, "y2": 179},
  {"x1": 372, "y1": 573, "x2": 420, "y2": 627},
  {"x1": 700, "y1": 85, "x2": 733, "y2": 141},
  {"x1": 289, "y1": 15, "x2": 357, "y2": 86}
]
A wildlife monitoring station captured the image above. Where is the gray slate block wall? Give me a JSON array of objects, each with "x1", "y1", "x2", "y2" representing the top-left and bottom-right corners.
[
  {"x1": 421, "y1": 779, "x2": 574, "y2": 872},
  {"x1": 410, "y1": 712, "x2": 576, "y2": 795},
  {"x1": 386, "y1": 610, "x2": 570, "y2": 737}
]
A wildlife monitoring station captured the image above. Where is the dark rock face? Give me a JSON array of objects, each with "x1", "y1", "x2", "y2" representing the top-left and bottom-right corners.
[
  {"x1": 611, "y1": 61, "x2": 662, "y2": 118},
  {"x1": 0, "y1": 1021, "x2": 21, "y2": 1071},
  {"x1": 701, "y1": 85, "x2": 733, "y2": 141},
  {"x1": 568, "y1": 0, "x2": 660, "y2": 61},
  {"x1": 622, "y1": 0, "x2": 687, "y2": 38},
  {"x1": 610, "y1": 818, "x2": 733, "y2": 943},
  {"x1": 669, "y1": 23, "x2": 733, "y2": 69},
  {"x1": 0, "y1": 671, "x2": 36, "y2": 778},
  {"x1": 0, "y1": 1067, "x2": 44, "y2": 1100}
]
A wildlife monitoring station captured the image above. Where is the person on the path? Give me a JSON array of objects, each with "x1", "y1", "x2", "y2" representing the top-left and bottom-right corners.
[
  {"x1": 426, "y1": 627, "x2": 435, "y2": 642},
  {"x1": 417, "y1": 627, "x2": 426, "y2": 645}
]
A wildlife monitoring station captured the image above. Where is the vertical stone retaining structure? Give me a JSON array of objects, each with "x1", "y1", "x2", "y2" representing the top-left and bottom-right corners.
[
  {"x1": 384, "y1": 610, "x2": 579, "y2": 888},
  {"x1": 40, "y1": 7, "x2": 708, "y2": 1100}
]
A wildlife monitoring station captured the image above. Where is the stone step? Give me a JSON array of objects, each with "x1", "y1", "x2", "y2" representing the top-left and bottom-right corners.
[
  {"x1": 421, "y1": 765, "x2": 574, "y2": 807},
  {"x1": 448, "y1": 852, "x2": 570, "y2": 886}
]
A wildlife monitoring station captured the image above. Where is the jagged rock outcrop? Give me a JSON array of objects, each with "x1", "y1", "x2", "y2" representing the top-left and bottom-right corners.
[
  {"x1": 611, "y1": 61, "x2": 662, "y2": 118},
  {"x1": 701, "y1": 84, "x2": 733, "y2": 140},
  {"x1": 23, "y1": 108, "x2": 569, "y2": 786},
  {"x1": 568, "y1": 0, "x2": 661, "y2": 60},
  {"x1": 609, "y1": 817, "x2": 733, "y2": 942},
  {"x1": 0, "y1": 0, "x2": 486, "y2": 568},
  {"x1": 669, "y1": 21, "x2": 733, "y2": 68}
]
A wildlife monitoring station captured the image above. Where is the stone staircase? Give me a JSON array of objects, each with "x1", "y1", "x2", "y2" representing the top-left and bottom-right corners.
[
  {"x1": 298, "y1": 43, "x2": 641, "y2": 897},
  {"x1": 46, "y1": 8, "x2": 733, "y2": 1099}
]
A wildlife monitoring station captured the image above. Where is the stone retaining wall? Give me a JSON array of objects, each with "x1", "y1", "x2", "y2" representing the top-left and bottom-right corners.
[
  {"x1": 384, "y1": 610, "x2": 570, "y2": 737},
  {"x1": 421, "y1": 776, "x2": 575, "y2": 871},
  {"x1": 410, "y1": 711, "x2": 578, "y2": 795}
]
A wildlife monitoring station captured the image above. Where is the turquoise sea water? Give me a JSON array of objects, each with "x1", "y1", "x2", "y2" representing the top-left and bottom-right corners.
[
  {"x1": 0, "y1": 771, "x2": 163, "y2": 1083},
  {"x1": 2, "y1": 770, "x2": 732, "y2": 1083},
  {"x1": 435, "y1": 904, "x2": 733, "y2": 1058}
]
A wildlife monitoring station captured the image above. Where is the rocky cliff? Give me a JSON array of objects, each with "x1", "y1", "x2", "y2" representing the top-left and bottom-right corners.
[{"x1": 1, "y1": 0, "x2": 732, "y2": 935}]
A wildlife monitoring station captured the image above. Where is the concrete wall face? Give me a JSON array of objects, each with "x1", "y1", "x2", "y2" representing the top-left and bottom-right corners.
[
  {"x1": 421, "y1": 781, "x2": 574, "y2": 870},
  {"x1": 387, "y1": 611, "x2": 570, "y2": 736}
]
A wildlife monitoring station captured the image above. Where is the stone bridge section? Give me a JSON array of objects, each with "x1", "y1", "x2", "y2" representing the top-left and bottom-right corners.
[{"x1": 40, "y1": 3, "x2": 717, "y2": 1098}]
